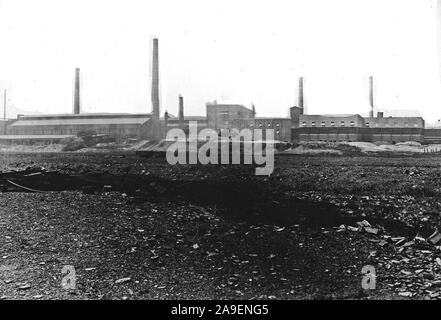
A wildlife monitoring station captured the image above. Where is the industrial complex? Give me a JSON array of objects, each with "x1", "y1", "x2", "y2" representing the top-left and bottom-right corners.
[{"x1": 0, "y1": 38, "x2": 439, "y2": 144}]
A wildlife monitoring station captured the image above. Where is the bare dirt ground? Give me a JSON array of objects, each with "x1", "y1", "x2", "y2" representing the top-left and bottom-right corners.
[{"x1": 1, "y1": 152, "x2": 441, "y2": 299}]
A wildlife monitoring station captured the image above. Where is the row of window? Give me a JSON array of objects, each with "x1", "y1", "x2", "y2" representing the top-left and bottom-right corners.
[
  {"x1": 250, "y1": 122, "x2": 281, "y2": 128},
  {"x1": 13, "y1": 128, "x2": 139, "y2": 135},
  {"x1": 365, "y1": 122, "x2": 419, "y2": 127},
  {"x1": 302, "y1": 121, "x2": 420, "y2": 128},
  {"x1": 249, "y1": 122, "x2": 281, "y2": 135},
  {"x1": 302, "y1": 121, "x2": 356, "y2": 127},
  {"x1": 230, "y1": 122, "x2": 283, "y2": 136},
  {"x1": 311, "y1": 140, "x2": 354, "y2": 142}
]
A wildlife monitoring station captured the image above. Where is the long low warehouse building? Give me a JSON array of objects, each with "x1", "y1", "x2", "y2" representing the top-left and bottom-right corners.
[
  {"x1": 291, "y1": 110, "x2": 426, "y2": 143},
  {"x1": 7, "y1": 113, "x2": 164, "y2": 140}
]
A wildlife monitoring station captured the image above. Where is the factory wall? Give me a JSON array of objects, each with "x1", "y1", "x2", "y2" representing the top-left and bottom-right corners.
[
  {"x1": 289, "y1": 106, "x2": 303, "y2": 128},
  {"x1": 231, "y1": 118, "x2": 292, "y2": 142},
  {"x1": 423, "y1": 129, "x2": 441, "y2": 144},
  {"x1": 364, "y1": 117, "x2": 424, "y2": 128},
  {"x1": 293, "y1": 113, "x2": 425, "y2": 143},
  {"x1": 299, "y1": 114, "x2": 365, "y2": 128},
  {"x1": 9, "y1": 124, "x2": 142, "y2": 137},
  {"x1": 165, "y1": 118, "x2": 208, "y2": 132},
  {"x1": 7, "y1": 114, "x2": 166, "y2": 141},
  {"x1": 140, "y1": 119, "x2": 166, "y2": 140},
  {"x1": 0, "y1": 120, "x2": 16, "y2": 135},
  {"x1": 206, "y1": 103, "x2": 255, "y2": 130},
  {"x1": 359, "y1": 127, "x2": 424, "y2": 143},
  {"x1": 292, "y1": 127, "x2": 425, "y2": 143},
  {"x1": 294, "y1": 127, "x2": 361, "y2": 142}
]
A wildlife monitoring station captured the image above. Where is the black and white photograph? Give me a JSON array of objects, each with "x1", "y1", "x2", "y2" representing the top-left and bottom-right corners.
[{"x1": 1, "y1": 0, "x2": 441, "y2": 310}]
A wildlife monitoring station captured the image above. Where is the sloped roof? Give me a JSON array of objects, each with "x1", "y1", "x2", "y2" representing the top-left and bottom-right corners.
[
  {"x1": 0, "y1": 135, "x2": 74, "y2": 139},
  {"x1": 167, "y1": 116, "x2": 207, "y2": 121},
  {"x1": 310, "y1": 114, "x2": 359, "y2": 117},
  {"x1": 301, "y1": 114, "x2": 361, "y2": 118},
  {"x1": 11, "y1": 116, "x2": 151, "y2": 126},
  {"x1": 361, "y1": 109, "x2": 423, "y2": 118},
  {"x1": 19, "y1": 112, "x2": 152, "y2": 118}
]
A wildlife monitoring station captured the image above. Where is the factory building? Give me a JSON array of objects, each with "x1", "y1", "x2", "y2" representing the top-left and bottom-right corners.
[
  {"x1": 2, "y1": 38, "x2": 166, "y2": 142},
  {"x1": 7, "y1": 112, "x2": 163, "y2": 141},
  {"x1": 216, "y1": 78, "x2": 307, "y2": 142},
  {"x1": 362, "y1": 113, "x2": 425, "y2": 143},
  {"x1": 166, "y1": 100, "x2": 293, "y2": 141},
  {"x1": 291, "y1": 76, "x2": 426, "y2": 143},
  {"x1": 228, "y1": 77, "x2": 303, "y2": 142},
  {"x1": 230, "y1": 117, "x2": 292, "y2": 142},
  {"x1": 294, "y1": 113, "x2": 425, "y2": 143},
  {"x1": 296, "y1": 114, "x2": 364, "y2": 142},
  {"x1": 8, "y1": 113, "x2": 157, "y2": 138},
  {"x1": 0, "y1": 119, "x2": 20, "y2": 136},
  {"x1": 165, "y1": 116, "x2": 208, "y2": 129},
  {"x1": 163, "y1": 95, "x2": 209, "y2": 132},
  {"x1": 423, "y1": 129, "x2": 441, "y2": 144},
  {"x1": 206, "y1": 102, "x2": 255, "y2": 130}
]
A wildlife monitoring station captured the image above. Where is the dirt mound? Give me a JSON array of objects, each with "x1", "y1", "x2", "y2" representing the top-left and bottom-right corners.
[
  {"x1": 285, "y1": 142, "x2": 362, "y2": 156},
  {"x1": 61, "y1": 137, "x2": 86, "y2": 151},
  {"x1": 396, "y1": 141, "x2": 422, "y2": 147}
]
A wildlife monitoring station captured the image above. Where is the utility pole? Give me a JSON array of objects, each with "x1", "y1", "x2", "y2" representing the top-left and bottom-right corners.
[{"x1": 3, "y1": 89, "x2": 6, "y2": 135}]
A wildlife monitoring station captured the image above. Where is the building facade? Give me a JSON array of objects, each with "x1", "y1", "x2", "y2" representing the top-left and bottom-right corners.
[
  {"x1": 292, "y1": 112, "x2": 425, "y2": 143},
  {"x1": 1, "y1": 103, "x2": 430, "y2": 144},
  {"x1": 8, "y1": 113, "x2": 159, "y2": 140},
  {"x1": 165, "y1": 116, "x2": 208, "y2": 132},
  {"x1": 206, "y1": 102, "x2": 255, "y2": 130},
  {"x1": 231, "y1": 117, "x2": 292, "y2": 142}
]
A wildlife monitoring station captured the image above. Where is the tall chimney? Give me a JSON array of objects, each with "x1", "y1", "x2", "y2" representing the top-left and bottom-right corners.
[
  {"x1": 3, "y1": 89, "x2": 6, "y2": 135},
  {"x1": 369, "y1": 75, "x2": 374, "y2": 118},
  {"x1": 179, "y1": 95, "x2": 184, "y2": 125},
  {"x1": 298, "y1": 77, "x2": 304, "y2": 111},
  {"x1": 151, "y1": 38, "x2": 160, "y2": 120},
  {"x1": 73, "y1": 68, "x2": 81, "y2": 115}
]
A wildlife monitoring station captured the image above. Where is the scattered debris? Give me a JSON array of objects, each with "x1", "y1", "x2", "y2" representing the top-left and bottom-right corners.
[
  {"x1": 428, "y1": 231, "x2": 441, "y2": 245},
  {"x1": 115, "y1": 278, "x2": 131, "y2": 285},
  {"x1": 364, "y1": 227, "x2": 379, "y2": 235},
  {"x1": 398, "y1": 292, "x2": 412, "y2": 297},
  {"x1": 4, "y1": 153, "x2": 441, "y2": 299},
  {"x1": 357, "y1": 220, "x2": 371, "y2": 228},
  {"x1": 17, "y1": 284, "x2": 31, "y2": 290}
]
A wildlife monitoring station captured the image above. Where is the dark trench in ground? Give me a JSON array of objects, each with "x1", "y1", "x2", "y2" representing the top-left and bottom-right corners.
[{"x1": 0, "y1": 168, "x2": 415, "y2": 235}]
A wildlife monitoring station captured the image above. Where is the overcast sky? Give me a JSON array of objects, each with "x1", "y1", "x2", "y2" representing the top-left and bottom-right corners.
[{"x1": 0, "y1": 0, "x2": 441, "y2": 122}]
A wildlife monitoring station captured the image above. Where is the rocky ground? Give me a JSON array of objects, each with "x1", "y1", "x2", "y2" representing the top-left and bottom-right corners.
[{"x1": 1, "y1": 152, "x2": 441, "y2": 299}]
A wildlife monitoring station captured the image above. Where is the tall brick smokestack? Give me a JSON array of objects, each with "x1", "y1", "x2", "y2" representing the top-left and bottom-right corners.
[
  {"x1": 369, "y1": 75, "x2": 374, "y2": 118},
  {"x1": 298, "y1": 77, "x2": 304, "y2": 111},
  {"x1": 151, "y1": 38, "x2": 160, "y2": 120},
  {"x1": 179, "y1": 95, "x2": 184, "y2": 126},
  {"x1": 73, "y1": 68, "x2": 81, "y2": 114}
]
